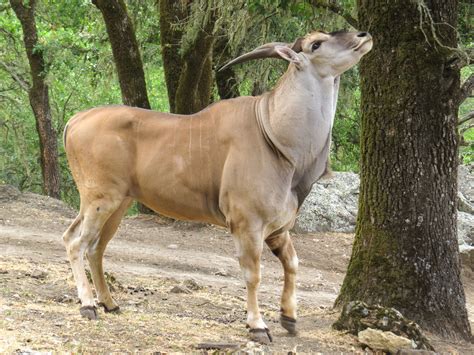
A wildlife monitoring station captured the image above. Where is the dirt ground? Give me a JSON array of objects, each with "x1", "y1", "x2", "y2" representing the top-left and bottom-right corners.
[{"x1": 1, "y1": 187, "x2": 473, "y2": 353}]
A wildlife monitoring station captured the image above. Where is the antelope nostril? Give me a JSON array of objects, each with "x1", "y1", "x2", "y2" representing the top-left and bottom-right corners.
[{"x1": 357, "y1": 32, "x2": 368, "y2": 37}]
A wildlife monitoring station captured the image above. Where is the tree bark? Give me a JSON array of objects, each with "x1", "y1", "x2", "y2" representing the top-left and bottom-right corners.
[
  {"x1": 159, "y1": 0, "x2": 216, "y2": 114},
  {"x1": 335, "y1": 0, "x2": 471, "y2": 341},
  {"x1": 159, "y1": 0, "x2": 187, "y2": 113},
  {"x1": 214, "y1": 34, "x2": 240, "y2": 100},
  {"x1": 10, "y1": 0, "x2": 60, "y2": 199},
  {"x1": 309, "y1": 0, "x2": 358, "y2": 28},
  {"x1": 92, "y1": 0, "x2": 150, "y2": 110},
  {"x1": 93, "y1": 0, "x2": 152, "y2": 214}
]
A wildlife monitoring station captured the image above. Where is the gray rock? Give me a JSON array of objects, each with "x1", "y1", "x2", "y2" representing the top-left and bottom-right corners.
[
  {"x1": 358, "y1": 328, "x2": 414, "y2": 353},
  {"x1": 458, "y1": 212, "x2": 474, "y2": 247},
  {"x1": 294, "y1": 172, "x2": 360, "y2": 233},
  {"x1": 295, "y1": 167, "x2": 473, "y2": 252},
  {"x1": 458, "y1": 164, "x2": 474, "y2": 203},
  {"x1": 333, "y1": 300, "x2": 433, "y2": 351},
  {"x1": 459, "y1": 165, "x2": 474, "y2": 254},
  {"x1": 460, "y1": 247, "x2": 474, "y2": 270},
  {"x1": 458, "y1": 191, "x2": 474, "y2": 214}
]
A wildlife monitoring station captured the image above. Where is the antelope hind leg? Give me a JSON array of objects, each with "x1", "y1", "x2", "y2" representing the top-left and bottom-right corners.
[{"x1": 63, "y1": 197, "x2": 122, "y2": 319}]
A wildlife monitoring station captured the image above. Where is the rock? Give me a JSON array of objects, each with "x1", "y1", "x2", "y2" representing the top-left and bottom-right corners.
[
  {"x1": 0, "y1": 184, "x2": 21, "y2": 202},
  {"x1": 358, "y1": 328, "x2": 414, "y2": 353},
  {"x1": 458, "y1": 164, "x2": 474, "y2": 203},
  {"x1": 167, "y1": 244, "x2": 178, "y2": 249},
  {"x1": 458, "y1": 212, "x2": 474, "y2": 247},
  {"x1": 170, "y1": 285, "x2": 191, "y2": 294},
  {"x1": 294, "y1": 167, "x2": 473, "y2": 251},
  {"x1": 458, "y1": 191, "x2": 474, "y2": 214},
  {"x1": 294, "y1": 172, "x2": 360, "y2": 233},
  {"x1": 460, "y1": 246, "x2": 474, "y2": 270},
  {"x1": 458, "y1": 164, "x2": 474, "y2": 253},
  {"x1": 333, "y1": 301, "x2": 434, "y2": 351}
]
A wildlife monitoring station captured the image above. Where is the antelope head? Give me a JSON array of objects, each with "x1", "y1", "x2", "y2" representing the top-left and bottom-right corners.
[{"x1": 220, "y1": 30, "x2": 373, "y2": 77}]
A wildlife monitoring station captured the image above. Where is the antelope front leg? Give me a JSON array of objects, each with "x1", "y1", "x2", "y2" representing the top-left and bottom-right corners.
[
  {"x1": 233, "y1": 233, "x2": 272, "y2": 344},
  {"x1": 266, "y1": 231, "x2": 298, "y2": 334}
]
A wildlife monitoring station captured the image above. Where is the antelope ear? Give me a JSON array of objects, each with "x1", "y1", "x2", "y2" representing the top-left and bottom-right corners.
[
  {"x1": 290, "y1": 37, "x2": 304, "y2": 52},
  {"x1": 275, "y1": 45, "x2": 302, "y2": 67}
]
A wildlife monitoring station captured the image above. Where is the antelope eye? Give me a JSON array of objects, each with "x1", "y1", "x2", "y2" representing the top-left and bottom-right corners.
[{"x1": 311, "y1": 41, "x2": 321, "y2": 51}]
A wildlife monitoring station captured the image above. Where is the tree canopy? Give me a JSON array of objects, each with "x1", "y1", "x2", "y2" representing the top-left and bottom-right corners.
[
  {"x1": 0, "y1": 0, "x2": 473, "y2": 345},
  {"x1": 1, "y1": 1, "x2": 470, "y2": 206}
]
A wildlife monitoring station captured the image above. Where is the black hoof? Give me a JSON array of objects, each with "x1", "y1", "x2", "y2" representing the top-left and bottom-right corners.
[
  {"x1": 249, "y1": 328, "x2": 273, "y2": 344},
  {"x1": 280, "y1": 314, "x2": 297, "y2": 335},
  {"x1": 80, "y1": 305, "x2": 98, "y2": 320},
  {"x1": 98, "y1": 302, "x2": 121, "y2": 314}
]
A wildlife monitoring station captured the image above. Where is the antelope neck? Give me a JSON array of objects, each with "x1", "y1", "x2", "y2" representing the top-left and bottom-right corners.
[{"x1": 256, "y1": 65, "x2": 337, "y2": 169}]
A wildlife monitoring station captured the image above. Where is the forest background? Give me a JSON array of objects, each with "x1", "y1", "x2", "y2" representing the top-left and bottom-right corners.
[{"x1": 0, "y1": 0, "x2": 472, "y2": 210}]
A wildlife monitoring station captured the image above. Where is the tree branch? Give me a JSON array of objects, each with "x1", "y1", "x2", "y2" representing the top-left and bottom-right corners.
[
  {"x1": 459, "y1": 73, "x2": 474, "y2": 104},
  {"x1": 0, "y1": 92, "x2": 22, "y2": 105},
  {"x1": 0, "y1": 60, "x2": 30, "y2": 91},
  {"x1": 460, "y1": 122, "x2": 474, "y2": 135},
  {"x1": 458, "y1": 111, "x2": 474, "y2": 126},
  {"x1": 309, "y1": 0, "x2": 358, "y2": 29},
  {"x1": 467, "y1": 47, "x2": 474, "y2": 66},
  {"x1": 448, "y1": 48, "x2": 474, "y2": 70}
]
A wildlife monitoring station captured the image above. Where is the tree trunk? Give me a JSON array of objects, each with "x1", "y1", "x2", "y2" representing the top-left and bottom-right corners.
[
  {"x1": 336, "y1": 0, "x2": 471, "y2": 340},
  {"x1": 159, "y1": 0, "x2": 216, "y2": 114},
  {"x1": 93, "y1": 0, "x2": 152, "y2": 214},
  {"x1": 92, "y1": 0, "x2": 150, "y2": 109},
  {"x1": 214, "y1": 34, "x2": 240, "y2": 100},
  {"x1": 10, "y1": 0, "x2": 60, "y2": 199},
  {"x1": 159, "y1": 0, "x2": 187, "y2": 113}
]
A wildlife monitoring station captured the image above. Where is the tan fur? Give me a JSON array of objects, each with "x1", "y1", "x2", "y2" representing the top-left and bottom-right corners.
[{"x1": 62, "y1": 30, "x2": 372, "y2": 341}]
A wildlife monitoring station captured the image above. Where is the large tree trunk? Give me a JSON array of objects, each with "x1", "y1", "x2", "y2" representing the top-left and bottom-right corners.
[
  {"x1": 10, "y1": 0, "x2": 60, "y2": 199},
  {"x1": 93, "y1": 0, "x2": 152, "y2": 213},
  {"x1": 336, "y1": 0, "x2": 471, "y2": 340},
  {"x1": 159, "y1": 0, "x2": 216, "y2": 114}
]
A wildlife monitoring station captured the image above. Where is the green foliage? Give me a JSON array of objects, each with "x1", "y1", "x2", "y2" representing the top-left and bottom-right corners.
[
  {"x1": 0, "y1": 0, "x2": 471, "y2": 208},
  {"x1": 0, "y1": 0, "x2": 169, "y2": 208},
  {"x1": 332, "y1": 80, "x2": 361, "y2": 172}
]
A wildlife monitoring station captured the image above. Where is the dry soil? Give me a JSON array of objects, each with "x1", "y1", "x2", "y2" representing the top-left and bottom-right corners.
[{"x1": 0, "y1": 189, "x2": 473, "y2": 353}]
